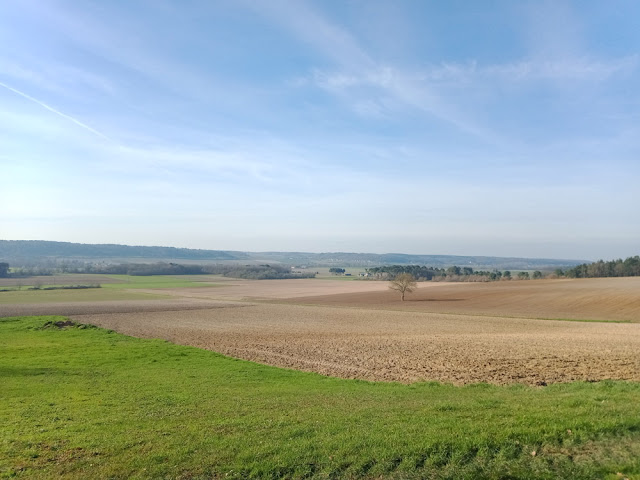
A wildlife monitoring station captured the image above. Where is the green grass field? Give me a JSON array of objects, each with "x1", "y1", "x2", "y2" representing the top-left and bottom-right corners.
[
  {"x1": 0, "y1": 275, "x2": 223, "y2": 304},
  {"x1": 1, "y1": 316, "x2": 639, "y2": 479},
  {"x1": 99, "y1": 275, "x2": 221, "y2": 290},
  {"x1": 0, "y1": 288, "x2": 168, "y2": 304}
]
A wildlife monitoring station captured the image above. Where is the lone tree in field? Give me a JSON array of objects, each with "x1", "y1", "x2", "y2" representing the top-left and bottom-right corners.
[{"x1": 389, "y1": 273, "x2": 417, "y2": 301}]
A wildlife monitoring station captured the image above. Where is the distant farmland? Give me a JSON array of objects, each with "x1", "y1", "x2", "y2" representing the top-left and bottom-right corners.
[{"x1": 4, "y1": 275, "x2": 639, "y2": 385}]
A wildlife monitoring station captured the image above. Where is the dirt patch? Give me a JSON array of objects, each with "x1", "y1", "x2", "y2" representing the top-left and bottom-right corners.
[
  {"x1": 72, "y1": 302, "x2": 640, "y2": 386},
  {"x1": 41, "y1": 320, "x2": 77, "y2": 329}
]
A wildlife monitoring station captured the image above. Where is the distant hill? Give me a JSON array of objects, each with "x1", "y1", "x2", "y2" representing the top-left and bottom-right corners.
[
  {"x1": 0, "y1": 240, "x2": 586, "y2": 270},
  {"x1": 246, "y1": 251, "x2": 586, "y2": 270},
  {"x1": 0, "y1": 240, "x2": 247, "y2": 262}
]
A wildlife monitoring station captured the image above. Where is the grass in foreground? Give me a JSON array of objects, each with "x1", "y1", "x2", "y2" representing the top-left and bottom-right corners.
[{"x1": 1, "y1": 316, "x2": 639, "y2": 480}]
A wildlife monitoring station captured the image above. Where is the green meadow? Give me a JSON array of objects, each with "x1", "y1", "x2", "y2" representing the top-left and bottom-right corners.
[
  {"x1": 99, "y1": 274, "x2": 221, "y2": 290},
  {"x1": 0, "y1": 275, "x2": 223, "y2": 304},
  {"x1": 1, "y1": 316, "x2": 639, "y2": 479},
  {"x1": 0, "y1": 288, "x2": 167, "y2": 304}
]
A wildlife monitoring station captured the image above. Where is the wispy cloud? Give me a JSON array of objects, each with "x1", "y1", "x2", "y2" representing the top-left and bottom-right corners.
[
  {"x1": 0, "y1": 81, "x2": 113, "y2": 141},
  {"x1": 267, "y1": 0, "x2": 638, "y2": 151},
  {"x1": 19, "y1": 0, "x2": 260, "y2": 108},
  {"x1": 296, "y1": 64, "x2": 505, "y2": 145},
  {"x1": 251, "y1": 2, "x2": 507, "y2": 144},
  {"x1": 419, "y1": 56, "x2": 639, "y2": 83},
  {"x1": 241, "y1": 0, "x2": 374, "y2": 71},
  {"x1": 294, "y1": 49, "x2": 637, "y2": 150},
  {"x1": 1, "y1": 57, "x2": 116, "y2": 98}
]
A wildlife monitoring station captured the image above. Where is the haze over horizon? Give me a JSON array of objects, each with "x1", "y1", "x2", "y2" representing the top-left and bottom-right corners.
[{"x1": 2, "y1": 1, "x2": 639, "y2": 260}]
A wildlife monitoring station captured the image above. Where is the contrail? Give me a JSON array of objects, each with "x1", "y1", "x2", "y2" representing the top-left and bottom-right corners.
[{"x1": 0, "y1": 81, "x2": 113, "y2": 142}]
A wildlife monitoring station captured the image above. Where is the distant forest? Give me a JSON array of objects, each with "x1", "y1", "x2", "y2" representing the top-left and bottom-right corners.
[
  {"x1": 5, "y1": 261, "x2": 314, "y2": 280},
  {"x1": 366, "y1": 265, "x2": 540, "y2": 281},
  {"x1": 561, "y1": 256, "x2": 640, "y2": 278},
  {"x1": 209, "y1": 264, "x2": 316, "y2": 280},
  {"x1": 368, "y1": 256, "x2": 640, "y2": 281}
]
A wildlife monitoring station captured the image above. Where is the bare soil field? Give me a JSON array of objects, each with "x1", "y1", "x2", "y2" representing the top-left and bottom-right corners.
[
  {"x1": 0, "y1": 298, "x2": 238, "y2": 317},
  {"x1": 4, "y1": 276, "x2": 639, "y2": 386},
  {"x1": 73, "y1": 302, "x2": 640, "y2": 385},
  {"x1": 284, "y1": 277, "x2": 640, "y2": 322},
  {"x1": 146, "y1": 277, "x2": 397, "y2": 300}
]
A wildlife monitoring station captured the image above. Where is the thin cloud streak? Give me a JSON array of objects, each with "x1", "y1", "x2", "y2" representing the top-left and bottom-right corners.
[
  {"x1": 421, "y1": 56, "x2": 639, "y2": 83},
  {"x1": 259, "y1": 2, "x2": 506, "y2": 146},
  {"x1": 0, "y1": 81, "x2": 113, "y2": 142},
  {"x1": 241, "y1": 0, "x2": 374, "y2": 71}
]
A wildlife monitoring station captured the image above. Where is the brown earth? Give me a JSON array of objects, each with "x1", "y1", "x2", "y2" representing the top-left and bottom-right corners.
[
  {"x1": 0, "y1": 298, "x2": 239, "y2": 317},
  {"x1": 73, "y1": 302, "x2": 640, "y2": 386},
  {"x1": 4, "y1": 276, "x2": 639, "y2": 386},
  {"x1": 146, "y1": 277, "x2": 396, "y2": 300},
  {"x1": 284, "y1": 277, "x2": 640, "y2": 322},
  {"x1": 129, "y1": 277, "x2": 640, "y2": 322}
]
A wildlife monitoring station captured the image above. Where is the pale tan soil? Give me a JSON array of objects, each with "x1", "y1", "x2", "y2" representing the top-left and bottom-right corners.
[
  {"x1": 149, "y1": 277, "x2": 399, "y2": 300},
  {"x1": 72, "y1": 302, "x2": 640, "y2": 386},
  {"x1": 0, "y1": 298, "x2": 241, "y2": 317},
  {"x1": 284, "y1": 277, "x2": 640, "y2": 322}
]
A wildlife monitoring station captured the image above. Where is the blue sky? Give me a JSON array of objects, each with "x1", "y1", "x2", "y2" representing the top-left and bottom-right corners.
[{"x1": 1, "y1": 0, "x2": 638, "y2": 260}]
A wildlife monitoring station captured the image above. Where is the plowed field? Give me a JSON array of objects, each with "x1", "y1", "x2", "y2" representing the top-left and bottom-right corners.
[
  {"x1": 4, "y1": 276, "x2": 639, "y2": 385},
  {"x1": 73, "y1": 303, "x2": 639, "y2": 385},
  {"x1": 284, "y1": 277, "x2": 640, "y2": 322}
]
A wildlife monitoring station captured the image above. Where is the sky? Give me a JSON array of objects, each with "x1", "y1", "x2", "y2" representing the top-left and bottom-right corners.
[{"x1": 1, "y1": 0, "x2": 639, "y2": 260}]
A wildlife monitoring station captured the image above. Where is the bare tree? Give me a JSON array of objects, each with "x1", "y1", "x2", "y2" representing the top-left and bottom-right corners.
[{"x1": 389, "y1": 273, "x2": 417, "y2": 301}]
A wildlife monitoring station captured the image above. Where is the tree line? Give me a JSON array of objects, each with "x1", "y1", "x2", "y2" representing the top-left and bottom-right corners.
[
  {"x1": 207, "y1": 264, "x2": 316, "y2": 280},
  {"x1": 559, "y1": 256, "x2": 640, "y2": 278},
  {"x1": 368, "y1": 256, "x2": 640, "y2": 282},
  {"x1": 1, "y1": 261, "x2": 316, "y2": 280},
  {"x1": 365, "y1": 265, "x2": 543, "y2": 282}
]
